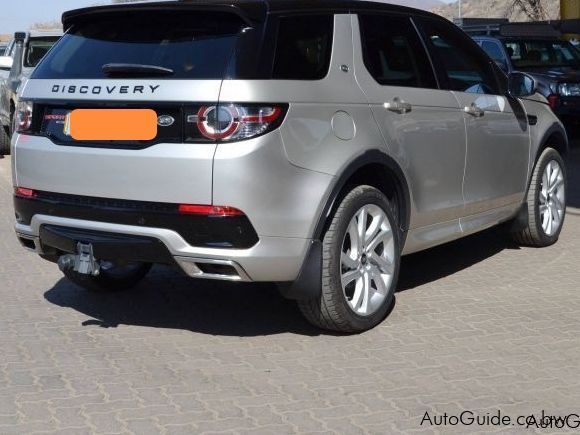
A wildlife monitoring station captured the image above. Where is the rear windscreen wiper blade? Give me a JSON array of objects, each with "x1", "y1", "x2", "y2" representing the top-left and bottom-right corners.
[{"x1": 102, "y1": 63, "x2": 174, "y2": 77}]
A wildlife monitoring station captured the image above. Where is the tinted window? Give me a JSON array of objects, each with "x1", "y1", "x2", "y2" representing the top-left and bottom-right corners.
[
  {"x1": 272, "y1": 15, "x2": 333, "y2": 80},
  {"x1": 504, "y1": 39, "x2": 580, "y2": 68},
  {"x1": 418, "y1": 18, "x2": 498, "y2": 95},
  {"x1": 33, "y1": 12, "x2": 244, "y2": 79},
  {"x1": 359, "y1": 14, "x2": 436, "y2": 88},
  {"x1": 24, "y1": 37, "x2": 60, "y2": 68},
  {"x1": 481, "y1": 41, "x2": 505, "y2": 62}
]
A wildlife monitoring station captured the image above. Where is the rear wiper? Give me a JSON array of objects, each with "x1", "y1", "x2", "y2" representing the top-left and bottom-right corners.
[{"x1": 102, "y1": 63, "x2": 174, "y2": 77}]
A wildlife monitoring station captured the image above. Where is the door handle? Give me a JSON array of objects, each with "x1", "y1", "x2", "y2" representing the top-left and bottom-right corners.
[
  {"x1": 464, "y1": 104, "x2": 485, "y2": 118},
  {"x1": 384, "y1": 98, "x2": 412, "y2": 114}
]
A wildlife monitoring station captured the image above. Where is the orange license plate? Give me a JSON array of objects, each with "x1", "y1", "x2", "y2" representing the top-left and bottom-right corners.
[{"x1": 67, "y1": 109, "x2": 158, "y2": 141}]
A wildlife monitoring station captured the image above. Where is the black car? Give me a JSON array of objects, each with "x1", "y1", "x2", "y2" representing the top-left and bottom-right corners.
[{"x1": 459, "y1": 19, "x2": 580, "y2": 134}]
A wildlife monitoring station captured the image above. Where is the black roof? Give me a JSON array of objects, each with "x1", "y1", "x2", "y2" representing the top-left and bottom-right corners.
[{"x1": 63, "y1": 0, "x2": 435, "y2": 29}]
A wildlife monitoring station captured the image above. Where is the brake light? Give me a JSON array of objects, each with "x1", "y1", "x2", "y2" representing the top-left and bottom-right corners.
[
  {"x1": 14, "y1": 187, "x2": 36, "y2": 198},
  {"x1": 189, "y1": 104, "x2": 286, "y2": 142},
  {"x1": 15, "y1": 101, "x2": 34, "y2": 133},
  {"x1": 178, "y1": 204, "x2": 245, "y2": 217},
  {"x1": 548, "y1": 94, "x2": 560, "y2": 110}
]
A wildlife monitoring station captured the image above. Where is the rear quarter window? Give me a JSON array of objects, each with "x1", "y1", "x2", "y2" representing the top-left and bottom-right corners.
[
  {"x1": 32, "y1": 11, "x2": 245, "y2": 79},
  {"x1": 272, "y1": 15, "x2": 334, "y2": 80}
]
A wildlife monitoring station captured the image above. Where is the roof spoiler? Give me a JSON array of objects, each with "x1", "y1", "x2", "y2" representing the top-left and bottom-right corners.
[{"x1": 62, "y1": 1, "x2": 268, "y2": 31}]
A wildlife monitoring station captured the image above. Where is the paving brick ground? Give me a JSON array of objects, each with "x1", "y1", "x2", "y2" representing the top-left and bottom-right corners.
[{"x1": 1, "y1": 148, "x2": 580, "y2": 434}]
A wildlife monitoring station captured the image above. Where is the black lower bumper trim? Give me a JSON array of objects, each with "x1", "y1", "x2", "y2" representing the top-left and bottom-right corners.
[
  {"x1": 39, "y1": 225, "x2": 175, "y2": 265},
  {"x1": 14, "y1": 191, "x2": 259, "y2": 249}
]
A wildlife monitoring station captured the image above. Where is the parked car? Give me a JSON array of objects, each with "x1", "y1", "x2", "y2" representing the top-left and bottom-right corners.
[
  {"x1": 459, "y1": 19, "x2": 580, "y2": 135},
  {"x1": 12, "y1": 1, "x2": 568, "y2": 332},
  {"x1": 0, "y1": 30, "x2": 62, "y2": 154}
]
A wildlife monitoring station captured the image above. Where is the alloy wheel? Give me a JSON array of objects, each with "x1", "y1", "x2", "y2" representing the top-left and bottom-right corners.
[
  {"x1": 341, "y1": 204, "x2": 395, "y2": 316},
  {"x1": 539, "y1": 160, "x2": 566, "y2": 237}
]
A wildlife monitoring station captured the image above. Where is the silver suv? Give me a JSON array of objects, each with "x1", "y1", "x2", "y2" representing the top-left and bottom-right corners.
[{"x1": 11, "y1": 1, "x2": 568, "y2": 332}]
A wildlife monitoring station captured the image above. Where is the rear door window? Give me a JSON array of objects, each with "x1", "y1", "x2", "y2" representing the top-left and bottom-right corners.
[
  {"x1": 358, "y1": 14, "x2": 437, "y2": 88},
  {"x1": 32, "y1": 11, "x2": 245, "y2": 79},
  {"x1": 272, "y1": 15, "x2": 333, "y2": 80}
]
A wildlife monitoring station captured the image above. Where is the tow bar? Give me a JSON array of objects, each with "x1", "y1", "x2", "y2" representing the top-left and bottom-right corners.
[{"x1": 57, "y1": 242, "x2": 101, "y2": 276}]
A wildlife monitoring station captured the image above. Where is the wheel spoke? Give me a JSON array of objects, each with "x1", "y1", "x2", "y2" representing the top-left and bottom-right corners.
[
  {"x1": 549, "y1": 177, "x2": 564, "y2": 194},
  {"x1": 349, "y1": 277, "x2": 364, "y2": 311},
  {"x1": 356, "y1": 208, "x2": 367, "y2": 250},
  {"x1": 347, "y1": 220, "x2": 361, "y2": 258},
  {"x1": 364, "y1": 213, "x2": 384, "y2": 245},
  {"x1": 360, "y1": 271, "x2": 371, "y2": 314},
  {"x1": 371, "y1": 266, "x2": 388, "y2": 296},
  {"x1": 341, "y1": 252, "x2": 359, "y2": 270},
  {"x1": 366, "y1": 228, "x2": 391, "y2": 254},
  {"x1": 370, "y1": 253, "x2": 394, "y2": 275},
  {"x1": 341, "y1": 269, "x2": 361, "y2": 288}
]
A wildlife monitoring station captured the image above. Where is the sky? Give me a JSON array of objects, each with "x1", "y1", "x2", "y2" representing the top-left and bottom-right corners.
[{"x1": 1, "y1": 0, "x2": 457, "y2": 36}]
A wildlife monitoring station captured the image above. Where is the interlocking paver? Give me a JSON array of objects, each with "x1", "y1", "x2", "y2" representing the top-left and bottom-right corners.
[{"x1": 2, "y1": 147, "x2": 580, "y2": 434}]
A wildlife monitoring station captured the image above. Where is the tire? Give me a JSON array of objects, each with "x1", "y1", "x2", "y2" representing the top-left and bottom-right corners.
[
  {"x1": 513, "y1": 147, "x2": 567, "y2": 247},
  {"x1": 63, "y1": 262, "x2": 152, "y2": 292},
  {"x1": 0, "y1": 126, "x2": 10, "y2": 156},
  {"x1": 298, "y1": 185, "x2": 401, "y2": 333}
]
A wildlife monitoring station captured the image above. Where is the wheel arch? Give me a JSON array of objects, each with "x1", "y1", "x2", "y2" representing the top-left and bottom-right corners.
[
  {"x1": 312, "y1": 150, "x2": 411, "y2": 242},
  {"x1": 280, "y1": 150, "x2": 411, "y2": 302},
  {"x1": 534, "y1": 123, "x2": 569, "y2": 166}
]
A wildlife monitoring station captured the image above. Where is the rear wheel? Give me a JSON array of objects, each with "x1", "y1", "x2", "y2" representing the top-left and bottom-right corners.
[
  {"x1": 0, "y1": 126, "x2": 10, "y2": 155},
  {"x1": 63, "y1": 262, "x2": 152, "y2": 292},
  {"x1": 299, "y1": 185, "x2": 401, "y2": 333},
  {"x1": 513, "y1": 147, "x2": 566, "y2": 247}
]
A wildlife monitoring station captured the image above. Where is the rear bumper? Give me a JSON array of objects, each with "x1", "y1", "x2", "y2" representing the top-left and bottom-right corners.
[{"x1": 15, "y1": 212, "x2": 310, "y2": 282}]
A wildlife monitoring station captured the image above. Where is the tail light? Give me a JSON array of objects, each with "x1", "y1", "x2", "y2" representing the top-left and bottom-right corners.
[
  {"x1": 187, "y1": 104, "x2": 286, "y2": 142},
  {"x1": 178, "y1": 204, "x2": 245, "y2": 217},
  {"x1": 15, "y1": 101, "x2": 34, "y2": 133},
  {"x1": 14, "y1": 187, "x2": 37, "y2": 198},
  {"x1": 547, "y1": 94, "x2": 560, "y2": 110}
]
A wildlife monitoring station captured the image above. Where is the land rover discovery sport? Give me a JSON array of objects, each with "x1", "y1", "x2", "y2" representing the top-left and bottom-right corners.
[{"x1": 11, "y1": 1, "x2": 568, "y2": 332}]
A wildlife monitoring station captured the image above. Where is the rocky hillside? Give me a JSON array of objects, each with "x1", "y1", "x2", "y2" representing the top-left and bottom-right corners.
[
  {"x1": 432, "y1": 0, "x2": 560, "y2": 21},
  {"x1": 382, "y1": 0, "x2": 445, "y2": 10}
]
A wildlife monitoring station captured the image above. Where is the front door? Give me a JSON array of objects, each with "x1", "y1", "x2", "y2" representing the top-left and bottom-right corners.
[{"x1": 417, "y1": 17, "x2": 530, "y2": 229}]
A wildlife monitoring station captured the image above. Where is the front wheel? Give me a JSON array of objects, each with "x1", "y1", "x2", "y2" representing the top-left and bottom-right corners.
[
  {"x1": 299, "y1": 185, "x2": 401, "y2": 333},
  {"x1": 63, "y1": 262, "x2": 152, "y2": 292},
  {"x1": 513, "y1": 147, "x2": 567, "y2": 247}
]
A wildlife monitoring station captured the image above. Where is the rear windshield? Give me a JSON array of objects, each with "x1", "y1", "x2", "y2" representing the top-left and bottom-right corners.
[
  {"x1": 25, "y1": 37, "x2": 60, "y2": 68},
  {"x1": 32, "y1": 11, "x2": 244, "y2": 79}
]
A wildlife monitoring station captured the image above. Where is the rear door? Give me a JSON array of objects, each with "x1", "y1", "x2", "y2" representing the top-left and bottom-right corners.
[
  {"x1": 353, "y1": 13, "x2": 466, "y2": 232},
  {"x1": 15, "y1": 10, "x2": 248, "y2": 205},
  {"x1": 417, "y1": 17, "x2": 530, "y2": 225}
]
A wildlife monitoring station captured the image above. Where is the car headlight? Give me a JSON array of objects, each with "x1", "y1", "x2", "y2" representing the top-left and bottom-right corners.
[{"x1": 558, "y1": 83, "x2": 580, "y2": 97}]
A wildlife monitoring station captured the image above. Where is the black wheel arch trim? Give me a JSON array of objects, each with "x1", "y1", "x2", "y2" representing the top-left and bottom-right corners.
[
  {"x1": 535, "y1": 122, "x2": 569, "y2": 163},
  {"x1": 312, "y1": 150, "x2": 411, "y2": 241}
]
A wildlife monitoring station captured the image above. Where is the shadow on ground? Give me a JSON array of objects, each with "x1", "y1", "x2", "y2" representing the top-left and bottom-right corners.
[
  {"x1": 43, "y1": 145, "x2": 580, "y2": 336},
  {"x1": 44, "y1": 225, "x2": 516, "y2": 336}
]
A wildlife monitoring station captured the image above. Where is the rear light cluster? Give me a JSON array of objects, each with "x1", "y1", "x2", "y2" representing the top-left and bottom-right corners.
[
  {"x1": 15, "y1": 101, "x2": 34, "y2": 133},
  {"x1": 192, "y1": 104, "x2": 284, "y2": 142}
]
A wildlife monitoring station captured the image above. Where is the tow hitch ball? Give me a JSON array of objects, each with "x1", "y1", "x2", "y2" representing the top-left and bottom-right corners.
[{"x1": 57, "y1": 242, "x2": 101, "y2": 276}]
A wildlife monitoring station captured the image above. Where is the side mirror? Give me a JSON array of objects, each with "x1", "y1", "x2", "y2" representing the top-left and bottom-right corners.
[
  {"x1": 0, "y1": 56, "x2": 13, "y2": 71},
  {"x1": 508, "y1": 72, "x2": 537, "y2": 98}
]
